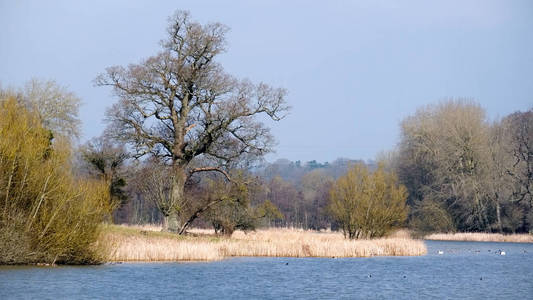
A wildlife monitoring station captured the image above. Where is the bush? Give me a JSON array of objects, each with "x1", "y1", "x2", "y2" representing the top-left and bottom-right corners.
[
  {"x1": 408, "y1": 199, "x2": 454, "y2": 236},
  {"x1": 204, "y1": 174, "x2": 284, "y2": 235},
  {"x1": 0, "y1": 98, "x2": 111, "y2": 264},
  {"x1": 328, "y1": 163, "x2": 407, "y2": 239}
]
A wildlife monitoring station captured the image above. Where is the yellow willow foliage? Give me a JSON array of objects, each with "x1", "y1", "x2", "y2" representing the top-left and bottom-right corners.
[
  {"x1": 329, "y1": 163, "x2": 408, "y2": 239},
  {"x1": 0, "y1": 97, "x2": 111, "y2": 264}
]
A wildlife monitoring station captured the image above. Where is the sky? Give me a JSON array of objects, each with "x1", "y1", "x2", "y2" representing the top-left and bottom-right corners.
[{"x1": 1, "y1": 0, "x2": 532, "y2": 163}]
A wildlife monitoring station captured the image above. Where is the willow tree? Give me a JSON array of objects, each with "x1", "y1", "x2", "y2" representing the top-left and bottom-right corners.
[
  {"x1": 95, "y1": 11, "x2": 288, "y2": 233},
  {"x1": 398, "y1": 100, "x2": 494, "y2": 232},
  {"x1": 0, "y1": 98, "x2": 110, "y2": 264},
  {"x1": 329, "y1": 163, "x2": 407, "y2": 239}
]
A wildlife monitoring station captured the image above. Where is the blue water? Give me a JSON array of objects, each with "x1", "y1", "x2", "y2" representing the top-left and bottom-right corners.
[{"x1": 1, "y1": 241, "x2": 532, "y2": 299}]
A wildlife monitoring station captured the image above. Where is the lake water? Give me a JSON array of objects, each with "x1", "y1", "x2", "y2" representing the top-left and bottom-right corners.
[{"x1": 1, "y1": 241, "x2": 532, "y2": 299}]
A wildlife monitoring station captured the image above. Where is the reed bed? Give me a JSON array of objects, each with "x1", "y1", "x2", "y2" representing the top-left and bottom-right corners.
[
  {"x1": 116, "y1": 224, "x2": 163, "y2": 232},
  {"x1": 101, "y1": 226, "x2": 427, "y2": 262},
  {"x1": 103, "y1": 234, "x2": 222, "y2": 261},
  {"x1": 425, "y1": 232, "x2": 533, "y2": 243},
  {"x1": 224, "y1": 229, "x2": 426, "y2": 257}
]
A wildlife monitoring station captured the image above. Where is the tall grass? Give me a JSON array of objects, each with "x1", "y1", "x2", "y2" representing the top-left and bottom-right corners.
[
  {"x1": 425, "y1": 232, "x2": 533, "y2": 243},
  {"x1": 101, "y1": 225, "x2": 427, "y2": 262}
]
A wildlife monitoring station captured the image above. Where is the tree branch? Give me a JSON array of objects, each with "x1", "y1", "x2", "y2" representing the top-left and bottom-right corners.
[{"x1": 189, "y1": 167, "x2": 232, "y2": 182}]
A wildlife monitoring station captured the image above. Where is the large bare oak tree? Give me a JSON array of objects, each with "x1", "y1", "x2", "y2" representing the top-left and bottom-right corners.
[{"x1": 95, "y1": 11, "x2": 288, "y2": 233}]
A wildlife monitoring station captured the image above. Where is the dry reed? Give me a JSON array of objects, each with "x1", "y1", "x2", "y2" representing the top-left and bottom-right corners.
[
  {"x1": 101, "y1": 225, "x2": 426, "y2": 262},
  {"x1": 425, "y1": 232, "x2": 533, "y2": 243},
  {"x1": 220, "y1": 228, "x2": 426, "y2": 258}
]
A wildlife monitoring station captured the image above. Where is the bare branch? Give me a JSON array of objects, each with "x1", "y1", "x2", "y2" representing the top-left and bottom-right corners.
[{"x1": 189, "y1": 167, "x2": 231, "y2": 182}]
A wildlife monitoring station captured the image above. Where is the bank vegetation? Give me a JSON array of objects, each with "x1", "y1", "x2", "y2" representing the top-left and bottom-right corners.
[
  {"x1": 425, "y1": 232, "x2": 533, "y2": 243},
  {"x1": 0, "y1": 92, "x2": 111, "y2": 265}
]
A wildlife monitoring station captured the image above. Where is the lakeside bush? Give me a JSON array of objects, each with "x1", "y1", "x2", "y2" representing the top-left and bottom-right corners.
[
  {"x1": 0, "y1": 98, "x2": 111, "y2": 264},
  {"x1": 409, "y1": 200, "x2": 455, "y2": 236},
  {"x1": 328, "y1": 163, "x2": 408, "y2": 239}
]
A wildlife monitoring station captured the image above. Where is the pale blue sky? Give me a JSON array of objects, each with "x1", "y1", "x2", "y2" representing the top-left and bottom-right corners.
[{"x1": 1, "y1": 0, "x2": 532, "y2": 162}]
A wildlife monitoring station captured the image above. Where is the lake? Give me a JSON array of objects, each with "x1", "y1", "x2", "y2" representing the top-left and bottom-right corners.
[{"x1": 1, "y1": 240, "x2": 532, "y2": 299}]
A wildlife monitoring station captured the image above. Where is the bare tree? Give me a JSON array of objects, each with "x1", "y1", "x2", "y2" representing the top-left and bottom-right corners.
[
  {"x1": 1, "y1": 78, "x2": 81, "y2": 140},
  {"x1": 134, "y1": 160, "x2": 183, "y2": 229},
  {"x1": 504, "y1": 110, "x2": 533, "y2": 207},
  {"x1": 22, "y1": 79, "x2": 81, "y2": 140},
  {"x1": 95, "y1": 11, "x2": 288, "y2": 233},
  {"x1": 266, "y1": 175, "x2": 302, "y2": 227},
  {"x1": 487, "y1": 121, "x2": 513, "y2": 233},
  {"x1": 498, "y1": 109, "x2": 533, "y2": 232},
  {"x1": 398, "y1": 100, "x2": 494, "y2": 232},
  {"x1": 300, "y1": 169, "x2": 333, "y2": 229}
]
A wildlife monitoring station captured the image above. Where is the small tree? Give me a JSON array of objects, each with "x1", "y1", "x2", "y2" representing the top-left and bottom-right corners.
[
  {"x1": 328, "y1": 163, "x2": 407, "y2": 239},
  {"x1": 206, "y1": 176, "x2": 254, "y2": 235},
  {"x1": 409, "y1": 199, "x2": 454, "y2": 235},
  {"x1": 80, "y1": 136, "x2": 129, "y2": 218},
  {"x1": 22, "y1": 78, "x2": 82, "y2": 140},
  {"x1": 204, "y1": 174, "x2": 283, "y2": 235},
  {"x1": 1, "y1": 78, "x2": 82, "y2": 141}
]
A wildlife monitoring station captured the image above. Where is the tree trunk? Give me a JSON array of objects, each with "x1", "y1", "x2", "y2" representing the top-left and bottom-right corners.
[
  {"x1": 495, "y1": 196, "x2": 503, "y2": 233},
  {"x1": 161, "y1": 164, "x2": 187, "y2": 232},
  {"x1": 163, "y1": 212, "x2": 181, "y2": 233}
]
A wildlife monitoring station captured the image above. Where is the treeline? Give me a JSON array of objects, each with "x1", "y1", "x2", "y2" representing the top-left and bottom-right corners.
[
  {"x1": 254, "y1": 101, "x2": 532, "y2": 235},
  {"x1": 108, "y1": 158, "x2": 360, "y2": 228},
  {"x1": 113, "y1": 158, "x2": 355, "y2": 229},
  {"x1": 397, "y1": 101, "x2": 532, "y2": 234},
  {"x1": 110, "y1": 156, "x2": 395, "y2": 234},
  {"x1": 113, "y1": 101, "x2": 532, "y2": 235}
]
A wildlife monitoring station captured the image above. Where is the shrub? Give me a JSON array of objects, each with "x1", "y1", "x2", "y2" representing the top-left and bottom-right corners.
[
  {"x1": 408, "y1": 199, "x2": 454, "y2": 236},
  {"x1": 0, "y1": 97, "x2": 111, "y2": 264},
  {"x1": 328, "y1": 163, "x2": 407, "y2": 239},
  {"x1": 204, "y1": 174, "x2": 284, "y2": 235}
]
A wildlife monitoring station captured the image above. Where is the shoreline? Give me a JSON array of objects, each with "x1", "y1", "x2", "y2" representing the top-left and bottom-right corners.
[
  {"x1": 4, "y1": 229, "x2": 533, "y2": 265},
  {"x1": 424, "y1": 232, "x2": 533, "y2": 243}
]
